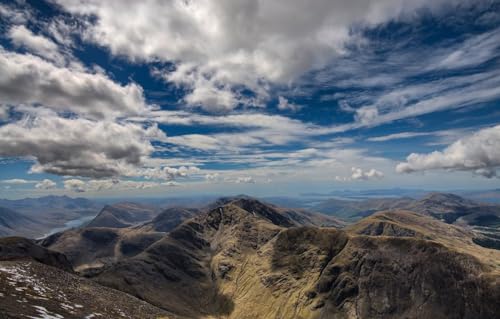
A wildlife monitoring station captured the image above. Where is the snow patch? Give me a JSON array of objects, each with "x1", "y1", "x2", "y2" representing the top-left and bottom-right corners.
[{"x1": 29, "y1": 305, "x2": 64, "y2": 319}]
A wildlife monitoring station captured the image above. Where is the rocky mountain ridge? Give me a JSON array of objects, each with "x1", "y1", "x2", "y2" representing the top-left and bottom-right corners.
[{"x1": 0, "y1": 195, "x2": 499, "y2": 318}]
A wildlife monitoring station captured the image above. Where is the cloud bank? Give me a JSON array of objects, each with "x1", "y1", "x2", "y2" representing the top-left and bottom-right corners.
[{"x1": 55, "y1": 0, "x2": 463, "y2": 112}]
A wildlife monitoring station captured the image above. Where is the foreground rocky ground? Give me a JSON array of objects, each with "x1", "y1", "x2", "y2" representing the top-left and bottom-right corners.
[{"x1": 0, "y1": 260, "x2": 176, "y2": 319}]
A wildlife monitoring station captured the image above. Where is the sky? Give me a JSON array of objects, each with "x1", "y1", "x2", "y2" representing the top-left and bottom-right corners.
[{"x1": 0, "y1": 0, "x2": 499, "y2": 199}]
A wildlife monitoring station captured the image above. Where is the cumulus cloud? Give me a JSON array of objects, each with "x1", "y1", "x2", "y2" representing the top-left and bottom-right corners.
[
  {"x1": 8, "y1": 25, "x2": 67, "y2": 65},
  {"x1": 55, "y1": 0, "x2": 459, "y2": 112},
  {"x1": 396, "y1": 125, "x2": 500, "y2": 178},
  {"x1": 351, "y1": 167, "x2": 384, "y2": 180},
  {"x1": 335, "y1": 167, "x2": 384, "y2": 181},
  {"x1": 64, "y1": 179, "x2": 86, "y2": 192},
  {"x1": 35, "y1": 179, "x2": 57, "y2": 189},
  {"x1": 0, "y1": 48, "x2": 149, "y2": 119},
  {"x1": 0, "y1": 113, "x2": 165, "y2": 178}
]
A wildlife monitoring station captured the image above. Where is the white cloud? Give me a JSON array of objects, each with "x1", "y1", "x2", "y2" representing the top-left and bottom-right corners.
[
  {"x1": 8, "y1": 25, "x2": 67, "y2": 65},
  {"x1": 63, "y1": 178, "x2": 164, "y2": 192},
  {"x1": 0, "y1": 179, "x2": 36, "y2": 184},
  {"x1": 308, "y1": 24, "x2": 500, "y2": 133},
  {"x1": 366, "y1": 128, "x2": 473, "y2": 143},
  {"x1": 367, "y1": 132, "x2": 432, "y2": 142},
  {"x1": 351, "y1": 167, "x2": 384, "y2": 180},
  {"x1": 396, "y1": 125, "x2": 500, "y2": 178},
  {"x1": 0, "y1": 3, "x2": 32, "y2": 24},
  {"x1": 355, "y1": 106, "x2": 379, "y2": 125},
  {"x1": 430, "y1": 27, "x2": 500, "y2": 70},
  {"x1": 35, "y1": 179, "x2": 57, "y2": 190},
  {"x1": 335, "y1": 167, "x2": 384, "y2": 181},
  {"x1": 205, "y1": 173, "x2": 220, "y2": 182},
  {"x1": 0, "y1": 47, "x2": 149, "y2": 119},
  {"x1": 277, "y1": 96, "x2": 301, "y2": 112},
  {"x1": 55, "y1": 0, "x2": 460, "y2": 112},
  {"x1": 139, "y1": 166, "x2": 200, "y2": 181},
  {"x1": 0, "y1": 112, "x2": 165, "y2": 178},
  {"x1": 235, "y1": 176, "x2": 255, "y2": 184},
  {"x1": 64, "y1": 179, "x2": 86, "y2": 192}
]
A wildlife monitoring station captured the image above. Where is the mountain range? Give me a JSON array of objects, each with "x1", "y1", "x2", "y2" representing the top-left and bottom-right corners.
[{"x1": 0, "y1": 194, "x2": 499, "y2": 318}]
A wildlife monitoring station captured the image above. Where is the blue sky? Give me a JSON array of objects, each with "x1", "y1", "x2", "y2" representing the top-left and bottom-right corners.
[{"x1": 0, "y1": 0, "x2": 499, "y2": 199}]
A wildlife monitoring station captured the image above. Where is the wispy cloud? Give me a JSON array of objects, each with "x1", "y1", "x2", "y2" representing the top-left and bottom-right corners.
[{"x1": 0, "y1": 179, "x2": 37, "y2": 184}]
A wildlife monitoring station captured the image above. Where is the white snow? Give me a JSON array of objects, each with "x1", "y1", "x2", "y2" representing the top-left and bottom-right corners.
[{"x1": 28, "y1": 305, "x2": 64, "y2": 319}]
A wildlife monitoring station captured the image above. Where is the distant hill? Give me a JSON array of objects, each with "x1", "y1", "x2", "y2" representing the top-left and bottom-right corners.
[
  {"x1": 0, "y1": 207, "x2": 49, "y2": 238},
  {"x1": 0, "y1": 196, "x2": 101, "y2": 238},
  {"x1": 87, "y1": 202, "x2": 159, "y2": 228},
  {"x1": 314, "y1": 192, "x2": 500, "y2": 225},
  {"x1": 0, "y1": 195, "x2": 98, "y2": 213},
  {"x1": 312, "y1": 196, "x2": 415, "y2": 220}
]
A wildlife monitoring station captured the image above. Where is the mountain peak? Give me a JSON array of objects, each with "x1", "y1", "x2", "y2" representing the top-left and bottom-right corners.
[{"x1": 217, "y1": 197, "x2": 295, "y2": 227}]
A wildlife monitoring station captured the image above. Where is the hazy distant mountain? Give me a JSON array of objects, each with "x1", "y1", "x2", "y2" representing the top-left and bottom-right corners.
[
  {"x1": 0, "y1": 195, "x2": 98, "y2": 213},
  {"x1": 312, "y1": 196, "x2": 415, "y2": 220},
  {"x1": 0, "y1": 207, "x2": 49, "y2": 238},
  {"x1": 2, "y1": 195, "x2": 499, "y2": 318},
  {"x1": 0, "y1": 196, "x2": 102, "y2": 238},
  {"x1": 87, "y1": 202, "x2": 159, "y2": 228},
  {"x1": 314, "y1": 192, "x2": 500, "y2": 225}
]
